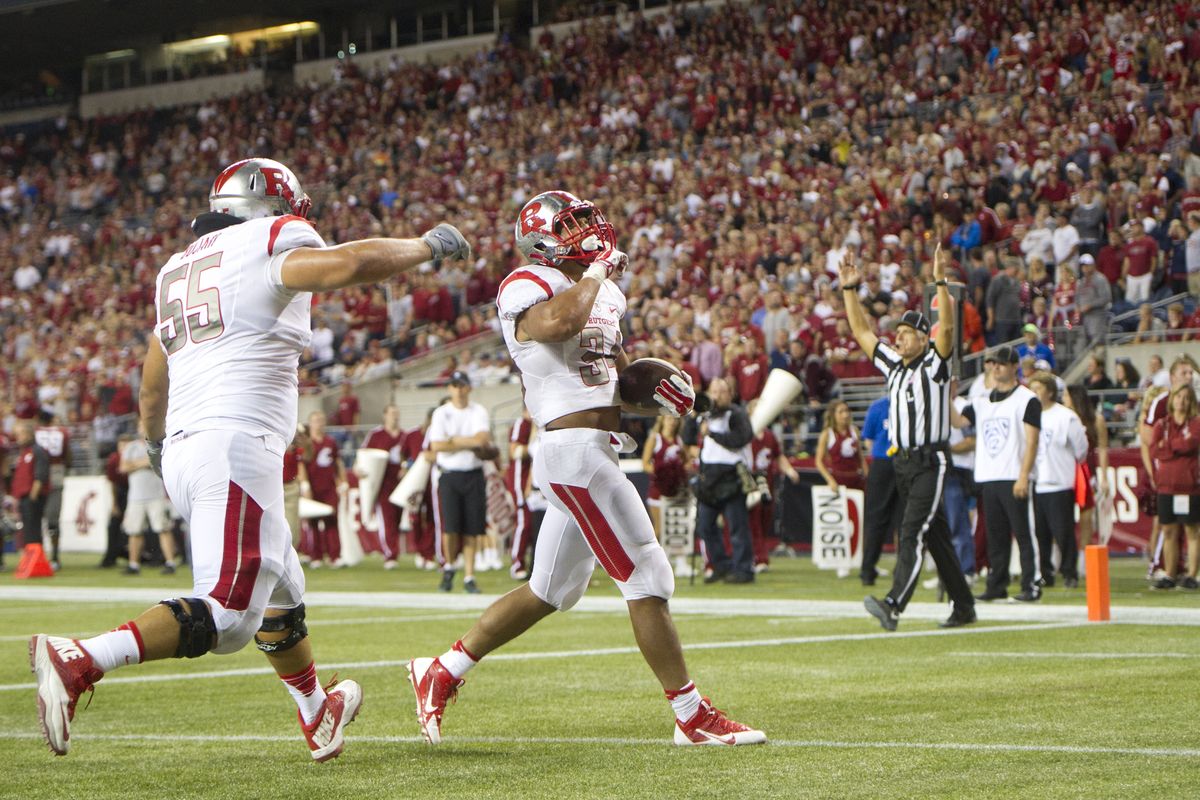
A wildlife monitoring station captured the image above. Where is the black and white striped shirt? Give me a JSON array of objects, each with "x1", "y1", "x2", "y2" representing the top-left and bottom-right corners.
[{"x1": 872, "y1": 342, "x2": 951, "y2": 449}]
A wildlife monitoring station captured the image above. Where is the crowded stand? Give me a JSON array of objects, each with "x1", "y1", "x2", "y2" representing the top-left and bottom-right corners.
[{"x1": 2, "y1": 0, "x2": 1200, "y2": 533}]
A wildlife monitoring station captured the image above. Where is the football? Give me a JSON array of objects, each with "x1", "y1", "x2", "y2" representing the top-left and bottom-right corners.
[{"x1": 618, "y1": 357, "x2": 690, "y2": 416}]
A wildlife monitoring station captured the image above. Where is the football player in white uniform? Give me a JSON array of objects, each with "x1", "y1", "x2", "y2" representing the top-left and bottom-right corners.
[
  {"x1": 408, "y1": 191, "x2": 765, "y2": 746},
  {"x1": 30, "y1": 157, "x2": 471, "y2": 761}
]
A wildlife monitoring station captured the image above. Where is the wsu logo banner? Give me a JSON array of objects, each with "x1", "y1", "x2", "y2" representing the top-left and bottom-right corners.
[{"x1": 58, "y1": 476, "x2": 113, "y2": 554}]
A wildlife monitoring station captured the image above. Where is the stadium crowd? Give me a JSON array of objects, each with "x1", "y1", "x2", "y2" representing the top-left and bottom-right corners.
[{"x1": 2, "y1": 0, "x2": 1200, "y2": 460}]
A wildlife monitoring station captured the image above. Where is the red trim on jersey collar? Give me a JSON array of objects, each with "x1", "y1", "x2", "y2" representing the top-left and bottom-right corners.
[
  {"x1": 498, "y1": 269, "x2": 554, "y2": 302},
  {"x1": 267, "y1": 214, "x2": 315, "y2": 256}
]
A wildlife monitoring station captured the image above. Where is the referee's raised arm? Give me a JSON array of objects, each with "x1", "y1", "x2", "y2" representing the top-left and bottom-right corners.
[
  {"x1": 838, "y1": 251, "x2": 879, "y2": 358},
  {"x1": 930, "y1": 244, "x2": 955, "y2": 360}
]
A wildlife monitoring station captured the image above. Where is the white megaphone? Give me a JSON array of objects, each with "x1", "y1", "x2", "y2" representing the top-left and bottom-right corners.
[
  {"x1": 390, "y1": 453, "x2": 433, "y2": 508},
  {"x1": 354, "y1": 448, "x2": 389, "y2": 531},
  {"x1": 299, "y1": 497, "x2": 335, "y2": 519},
  {"x1": 749, "y1": 369, "x2": 804, "y2": 435}
]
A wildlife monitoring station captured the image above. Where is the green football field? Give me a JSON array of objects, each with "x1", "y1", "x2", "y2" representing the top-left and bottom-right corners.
[{"x1": 1, "y1": 553, "x2": 1197, "y2": 800}]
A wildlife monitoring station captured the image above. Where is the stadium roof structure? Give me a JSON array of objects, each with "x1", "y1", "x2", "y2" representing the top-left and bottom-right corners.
[{"x1": 0, "y1": 0, "x2": 485, "y2": 100}]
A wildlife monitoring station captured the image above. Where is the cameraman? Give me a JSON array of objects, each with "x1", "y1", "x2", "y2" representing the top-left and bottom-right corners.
[{"x1": 683, "y1": 377, "x2": 755, "y2": 584}]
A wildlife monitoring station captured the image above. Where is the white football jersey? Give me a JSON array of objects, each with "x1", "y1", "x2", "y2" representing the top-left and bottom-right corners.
[
  {"x1": 153, "y1": 215, "x2": 324, "y2": 442},
  {"x1": 497, "y1": 265, "x2": 625, "y2": 428}
]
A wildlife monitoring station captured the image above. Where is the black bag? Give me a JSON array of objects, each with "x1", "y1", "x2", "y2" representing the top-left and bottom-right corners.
[{"x1": 696, "y1": 463, "x2": 743, "y2": 505}]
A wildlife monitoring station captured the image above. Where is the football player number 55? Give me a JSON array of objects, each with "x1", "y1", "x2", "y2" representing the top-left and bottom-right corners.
[{"x1": 158, "y1": 252, "x2": 226, "y2": 355}]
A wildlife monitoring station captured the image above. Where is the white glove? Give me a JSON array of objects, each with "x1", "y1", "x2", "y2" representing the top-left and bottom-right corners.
[
  {"x1": 422, "y1": 223, "x2": 472, "y2": 261},
  {"x1": 582, "y1": 248, "x2": 628, "y2": 282},
  {"x1": 653, "y1": 373, "x2": 696, "y2": 417}
]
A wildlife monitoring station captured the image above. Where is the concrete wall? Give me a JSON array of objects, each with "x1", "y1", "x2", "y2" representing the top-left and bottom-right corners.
[
  {"x1": 79, "y1": 70, "x2": 265, "y2": 118},
  {"x1": 293, "y1": 34, "x2": 496, "y2": 85},
  {"x1": 0, "y1": 103, "x2": 71, "y2": 128},
  {"x1": 1104, "y1": 341, "x2": 1199, "y2": 382}
]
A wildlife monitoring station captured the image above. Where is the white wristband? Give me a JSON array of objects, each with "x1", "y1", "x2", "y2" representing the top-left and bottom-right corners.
[{"x1": 581, "y1": 262, "x2": 608, "y2": 283}]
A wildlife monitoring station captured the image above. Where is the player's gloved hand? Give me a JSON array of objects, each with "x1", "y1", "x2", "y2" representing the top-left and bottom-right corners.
[
  {"x1": 653, "y1": 373, "x2": 695, "y2": 417},
  {"x1": 422, "y1": 223, "x2": 472, "y2": 261},
  {"x1": 582, "y1": 248, "x2": 628, "y2": 282},
  {"x1": 146, "y1": 439, "x2": 164, "y2": 477}
]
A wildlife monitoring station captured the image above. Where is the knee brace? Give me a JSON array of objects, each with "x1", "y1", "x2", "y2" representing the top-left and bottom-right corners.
[
  {"x1": 254, "y1": 603, "x2": 308, "y2": 654},
  {"x1": 160, "y1": 597, "x2": 218, "y2": 659}
]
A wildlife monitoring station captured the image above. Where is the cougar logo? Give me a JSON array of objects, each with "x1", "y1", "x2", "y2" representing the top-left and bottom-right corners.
[
  {"x1": 316, "y1": 446, "x2": 335, "y2": 468},
  {"x1": 982, "y1": 418, "x2": 1011, "y2": 456},
  {"x1": 75, "y1": 491, "x2": 97, "y2": 535},
  {"x1": 519, "y1": 202, "x2": 547, "y2": 236}
]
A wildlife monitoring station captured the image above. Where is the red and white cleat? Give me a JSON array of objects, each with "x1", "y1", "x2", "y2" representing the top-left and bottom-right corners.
[
  {"x1": 407, "y1": 657, "x2": 463, "y2": 745},
  {"x1": 674, "y1": 698, "x2": 767, "y2": 746},
  {"x1": 29, "y1": 634, "x2": 104, "y2": 756},
  {"x1": 300, "y1": 678, "x2": 363, "y2": 762}
]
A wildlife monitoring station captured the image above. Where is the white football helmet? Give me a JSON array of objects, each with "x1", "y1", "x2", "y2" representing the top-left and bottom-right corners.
[
  {"x1": 208, "y1": 157, "x2": 312, "y2": 221},
  {"x1": 514, "y1": 190, "x2": 615, "y2": 267}
]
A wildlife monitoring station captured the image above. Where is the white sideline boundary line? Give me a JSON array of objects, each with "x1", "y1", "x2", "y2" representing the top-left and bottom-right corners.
[
  {"x1": 2, "y1": 730, "x2": 1196, "y2": 758},
  {"x1": 0, "y1": 622, "x2": 1085, "y2": 692}
]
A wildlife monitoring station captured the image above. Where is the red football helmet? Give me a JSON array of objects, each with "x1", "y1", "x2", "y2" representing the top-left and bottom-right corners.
[{"x1": 514, "y1": 190, "x2": 615, "y2": 267}]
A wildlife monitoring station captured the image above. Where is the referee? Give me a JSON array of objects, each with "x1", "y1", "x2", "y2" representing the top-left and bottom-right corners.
[{"x1": 840, "y1": 247, "x2": 976, "y2": 630}]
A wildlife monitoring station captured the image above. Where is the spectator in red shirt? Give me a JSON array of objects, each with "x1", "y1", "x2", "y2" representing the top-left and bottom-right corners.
[
  {"x1": 330, "y1": 381, "x2": 361, "y2": 427},
  {"x1": 1149, "y1": 384, "x2": 1200, "y2": 589},
  {"x1": 9, "y1": 421, "x2": 50, "y2": 558},
  {"x1": 730, "y1": 336, "x2": 769, "y2": 403},
  {"x1": 1095, "y1": 228, "x2": 1126, "y2": 292},
  {"x1": 362, "y1": 404, "x2": 407, "y2": 568},
  {"x1": 402, "y1": 412, "x2": 437, "y2": 567},
  {"x1": 1122, "y1": 227, "x2": 1160, "y2": 304},
  {"x1": 283, "y1": 427, "x2": 313, "y2": 551},
  {"x1": 302, "y1": 411, "x2": 347, "y2": 568}
]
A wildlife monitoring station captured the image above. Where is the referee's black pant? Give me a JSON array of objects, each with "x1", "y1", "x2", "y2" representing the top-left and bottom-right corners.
[
  {"x1": 1034, "y1": 489, "x2": 1077, "y2": 582},
  {"x1": 887, "y1": 448, "x2": 974, "y2": 613},
  {"x1": 860, "y1": 457, "x2": 901, "y2": 584},
  {"x1": 980, "y1": 481, "x2": 1040, "y2": 597}
]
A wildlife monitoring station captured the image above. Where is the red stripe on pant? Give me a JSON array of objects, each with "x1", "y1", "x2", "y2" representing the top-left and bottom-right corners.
[
  {"x1": 549, "y1": 483, "x2": 634, "y2": 581},
  {"x1": 210, "y1": 481, "x2": 263, "y2": 611}
]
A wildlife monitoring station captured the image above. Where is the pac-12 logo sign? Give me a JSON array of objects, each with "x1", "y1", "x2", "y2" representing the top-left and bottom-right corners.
[
  {"x1": 519, "y1": 202, "x2": 547, "y2": 235},
  {"x1": 982, "y1": 418, "x2": 1010, "y2": 456}
]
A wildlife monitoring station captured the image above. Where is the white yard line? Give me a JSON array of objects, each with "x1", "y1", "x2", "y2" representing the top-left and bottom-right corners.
[
  {"x1": 1, "y1": 730, "x2": 1196, "y2": 758},
  {"x1": 0, "y1": 622, "x2": 1085, "y2": 692},
  {"x1": 3, "y1": 584, "x2": 1200, "y2": 625},
  {"x1": 949, "y1": 651, "x2": 1199, "y2": 659}
]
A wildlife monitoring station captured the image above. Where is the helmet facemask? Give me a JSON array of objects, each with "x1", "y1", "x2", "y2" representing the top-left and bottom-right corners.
[{"x1": 515, "y1": 191, "x2": 615, "y2": 268}]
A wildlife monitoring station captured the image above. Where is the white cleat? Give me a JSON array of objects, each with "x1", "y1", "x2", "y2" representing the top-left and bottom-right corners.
[
  {"x1": 29, "y1": 634, "x2": 104, "y2": 756},
  {"x1": 300, "y1": 678, "x2": 363, "y2": 763}
]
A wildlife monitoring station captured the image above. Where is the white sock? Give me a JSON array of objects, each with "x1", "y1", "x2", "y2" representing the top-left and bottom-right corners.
[
  {"x1": 281, "y1": 662, "x2": 327, "y2": 726},
  {"x1": 439, "y1": 640, "x2": 479, "y2": 679},
  {"x1": 666, "y1": 681, "x2": 702, "y2": 723},
  {"x1": 80, "y1": 625, "x2": 144, "y2": 673}
]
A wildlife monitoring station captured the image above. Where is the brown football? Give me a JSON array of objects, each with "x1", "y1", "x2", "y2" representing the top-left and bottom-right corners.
[{"x1": 618, "y1": 357, "x2": 686, "y2": 416}]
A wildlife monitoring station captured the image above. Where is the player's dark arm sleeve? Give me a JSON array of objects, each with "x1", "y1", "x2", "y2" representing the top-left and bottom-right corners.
[
  {"x1": 1023, "y1": 397, "x2": 1042, "y2": 428},
  {"x1": 682, "y1": 416, "x2": 701, "y2": 447},
  {"x1": 709, "y1": 406, "x2": 753, "y2": 450},
  {"x1": 33, "y1": 447, "x2": 50, "y2": 484},
  {"x1": 961, "y1": 404, "x2": 976, "y2": 425}
]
